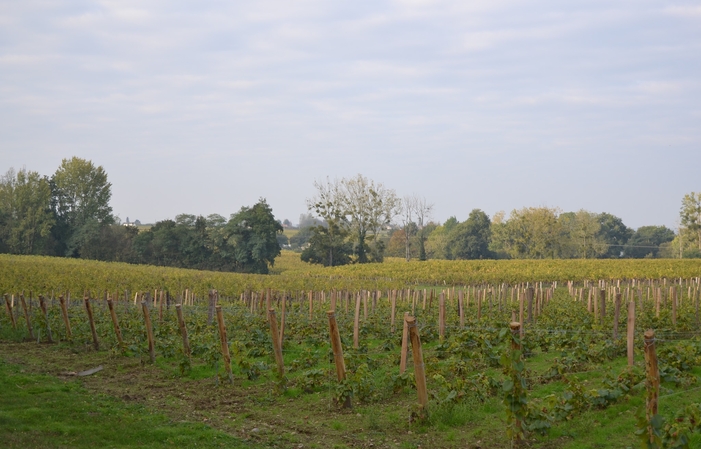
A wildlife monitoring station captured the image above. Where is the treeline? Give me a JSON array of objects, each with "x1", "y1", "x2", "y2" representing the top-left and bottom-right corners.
[
  {"x1": 0, "y1": 158, "x2": 283, "y2": 274},
  {"x1": 385, "y1": 208, "x2": 680, "y2": 260}
]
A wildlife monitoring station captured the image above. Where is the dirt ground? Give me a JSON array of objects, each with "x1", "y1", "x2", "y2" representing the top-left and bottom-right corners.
[{"x1": 0, "y1": 342, "x2": 499, "y2": 449}]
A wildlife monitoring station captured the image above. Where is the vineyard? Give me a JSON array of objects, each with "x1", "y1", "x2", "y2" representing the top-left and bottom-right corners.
[{"x1": 3, "y1": 256, "x2": 701, "y2": 447}]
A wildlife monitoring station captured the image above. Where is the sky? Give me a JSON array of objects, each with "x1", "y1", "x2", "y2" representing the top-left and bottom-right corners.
[{"x1": 1, "y1": 0, "x2": 700, "y2": 230}]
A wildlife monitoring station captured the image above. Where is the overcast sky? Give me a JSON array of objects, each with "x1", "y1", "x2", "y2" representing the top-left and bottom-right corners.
[{"x1": 1, "y1": 1, "x2": 699, "y2": 229}]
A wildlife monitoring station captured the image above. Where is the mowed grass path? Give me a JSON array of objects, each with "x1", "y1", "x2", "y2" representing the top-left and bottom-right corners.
[{"x1": 0, "y1": 359, "x2": 254, "y2": 449}]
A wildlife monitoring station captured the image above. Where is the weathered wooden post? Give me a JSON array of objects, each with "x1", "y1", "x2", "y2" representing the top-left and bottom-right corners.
[
  {"x1": 215, "y1": 305, "x2": 234, "y2": 384},
  {"x1": 58, "y1": 295, "x2": 72, "y2": 339},
  {"x1": 400, "y1": 312, "x2": 410, "y2": 374},
  {"x1": 3, "y1": 294, "x2": 16, "y2": 329},
  {"x1": 353, "y1": 292, "x2": 361, "y2": 349},
  {"x1": 438, "y1": 292, "x2": 445, "y2": 342},
  {"x1": 141, "y1": 300, "x2": 155, "y2": 362},
  {"x1": 268, "y1": 309, "x2": 285, "y2": 377},
  {"x1": 107, "y1": 298, "x2": 124, "y2": 348},
  {"x1": 406, "y1": 316, "x2": 428, "y2": 414},
  {"x1": 327, "y1": 310, "x2": 351, "y2": 408},
  {"x1": 644, "y1": 330, "x2": 659, "y2": 444},
  {"x1": 19, "y1": 294, "x2": 34, "y2": 340},
  {"x1": 85, "y1": 296, "x2": 99, "y2": 350},
  {"x1": 39, "y1": 295, "x2": 54, "y2": 343},
  {"x1": 613, "y1": 293, "x2": 621, "y2": 340},
  {"x1": 627, "y1": 301, "x2": 635, "y2": 366},
  {"x1": 175, "y1": 304, "x2": 191, "y2": 360}
]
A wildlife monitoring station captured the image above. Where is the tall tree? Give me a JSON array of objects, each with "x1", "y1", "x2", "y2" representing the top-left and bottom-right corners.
[
  {"x1": 597, "y1": 212, "x2": 632, "y2": 258},
  {"x1": 500, "y1": 207, "x2": 563, "y2": 259},
  {"x1": 300, "y1": 221, "x2": 352, "y2": 266},
  {"x1": 0, "y1": 168, "x2": 54, "y2": 254},
  {"x1": 624, "y1": 226, "x2": 675, "y2": 258},
  {"x1": 559, "y1": 210, "x2": 606, "y2": 259},
  {"x1": 307, "y1": 175, "x2": 399, "y2": 263},
  {"x1": 51, "y1": 157, "x2": 113, "y2": 256},
  {"x1": 225, "y1": 199, "x2": 283, "y2": 274},
  {"x1": 446, "y1": 209, "x2": 493, "y2": 259},
  {"x1": 681, "y1": 192, "x2": 701, "y2": 251}
]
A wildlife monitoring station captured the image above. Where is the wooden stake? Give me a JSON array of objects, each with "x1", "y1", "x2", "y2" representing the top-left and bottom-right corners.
[
  {"x1": 38, "y1": 295, "x2": 53, "y2": 343},
  {"x1": 407, "y1": 316, "x2": 428, "y2": 412},
  {"x1": 627, "y1": 301, "x2": 635, "y2": 366},
  {"x1": 327, "y1": 310, "x2": 350, "y2": 408},
  {"x1": 390, "y1": 290, "x2": 397, "y2": 333},
  {"x1": 613, "y1": 293, "x2": 621, "y2": 340},
  {"x1": 458, "y1": 290, "x2": 464, "y2": 329},
  {"x1": 141, "y1": 300, "x2": 155, "y2": 363},
  {"x1": 280, "y1": 295, "x2": 287, "y2": 345},
  {"x1": 19, "y1": 294, "x2": 34, "y2": 340},
  {"x1": 85, "y1": 297, "x2": 99, "y2": 350},
  {"x1": 175, "y1": 304, "x2": 191, "y2": 360},
  {"x1": 268, "y1": 309, "x2": 285, "y2": 377},
  {"x1": 400, "y1": 312, "x2": 410, "y2": 374},
  {"x1": 58, "y1": 295, "x2": 71, "y2": 339},
  {"x1": 438, "y1": 292, "x2": 445, "y2": 342},
  {"x1": 353, "y1": 292, "x2": 361, "y2": 349},
  {"x1": 215, "y1": 305, "x2": 233, "y2": 384},
  {"x1": 107, "y1": 298, "x2": 124, "y2": 348},
  {"x1": 3, "y1": 294, "x2": 16, "y2": 329},
  {"x1": 644, "y1": 329, "x2": 659, "y2": 444}
]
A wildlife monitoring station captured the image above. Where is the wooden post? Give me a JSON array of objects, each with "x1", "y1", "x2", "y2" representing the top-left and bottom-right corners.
[
  {"x1": 613, "y1": 293, "x2": 621, "y2": 340},
  {"x1": 671, "y1": 287, "x2": 677, "y2": 328},
  {"x1": 477, "y1": 289, "x2": 482, "y2": 322},
  {"x1": 407, "y1": 316, "x2": 428, "y2": 413},
  {"x1": 215, "y1": 305, "x2": 234, "y2": 384},
  {"x1": 58, "y1": 295, "x2": 71, "y2": 339},
  {"x1": 207, "y1": 290, "x2": 215, "y2": 325},
  {"x1": 3, "y1": 294, "x2": 16, "y2": 329},
  {"x1": 308, "y1": 291, "x2": 313, "y2": 322},
  {"x1": 107, "y1": 298, "x2": 124, "y2": 348},
  {"x1": 363, "y1": 290, "x2": 368, "y2": 321},
  {"x1": 280, "y1": 295, "x2": 287, "y2": 345},
  {"x1": 175, "y1": 305, "x2": 191, "y2": 360},
  {"x1": 458, "y1": 290, "x2": 465, "y2": 329},
  {"x1": 353, "y1": 292, "x2": 361, "y2": 349},
  {"x1": 526, "y1": 287, "x2": 534, "y2": 324},
  {"x1": 39, "y1": 295, "x2": 54, "y2": 343},
  {"x1": 268, "y1": 309, "x2": 285, "y2": 377},
  {"x1": 519, "y1": 289, "x2": 525, "y2": 339},
  {"x1": 390, "y1": 290, "x2": 397, "y2": 333},
  {"x1": 510, "y1": 321, "x2": 522, "y2": 441},
  {"x1": 19, "y1": 294, "x2": 34, "y2": 340},
  {"x1": 400, "y1": 312, "x2": 410, "y2": 374},
  {"x1": 627, "y1": 301, "x2": 635, "y2": 366},
  {"x1": 141, "y1": 300, "x2": 156, "y2": 363},
  {"x1": 85, "y1": 297, "x2": 99, "y2": 350},
  {"x1": 327, "y1": 310, "x2": 351, "y2": 408},
  {"x1": 644, "y1": 329, "x2": 659, "y2": 444},
  {"x1": 438, "y1": 292, "x2": 445, "y2": 342}
]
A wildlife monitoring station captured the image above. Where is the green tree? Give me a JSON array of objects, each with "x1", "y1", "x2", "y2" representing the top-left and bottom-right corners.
[
  {"x1": 500, "y1": 207, "x2": 562, "y2": 259},
  {"x1": 624, "y1": 226, "x2": 675, "y2": 258},
  {"x1": 225, "y1": 199, "x2": 283, "y2": 274},
  {"x1": 307, "y1": 175, "x2": 399, "y2": 263},
  {"x1": 597, "y1": 212, "x2": 632, "y2": 258},
  {"x1": 680, "y1": 192, "x2": 701, "y2": 251},
  {"x1": 301, "y1": 222, "x2": 352, "y2": 266},
  {"x1": 0, "y1": 168, "x2": 54, "y2": 254},
  {"x1": 51, "y1": 157, "x2": 113, "y2": 257},
  {"x1": 445, "y1": 209, "x2": 493, "y2": 259},
  {"x1": 559, "y1": 210, "x2": 606, "y2": 259}
]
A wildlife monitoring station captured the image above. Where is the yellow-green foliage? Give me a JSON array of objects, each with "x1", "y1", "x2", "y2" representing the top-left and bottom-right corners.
[{"x1": 1, "y1": 252, "x2": 700, "y2": 297}]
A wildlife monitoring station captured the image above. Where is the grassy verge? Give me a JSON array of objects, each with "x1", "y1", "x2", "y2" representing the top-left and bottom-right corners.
[{"x1": 0, "y1": 358, "x2": 254, "y2": 449}]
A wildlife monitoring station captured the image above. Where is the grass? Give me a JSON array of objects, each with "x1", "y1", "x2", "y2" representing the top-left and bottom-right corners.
[{"x1": 0, "y1": 358, "x2": 255, "y2": 448}]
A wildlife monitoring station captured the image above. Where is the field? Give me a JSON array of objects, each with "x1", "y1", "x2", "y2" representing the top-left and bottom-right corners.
[{"x1": 2, "y1": 255, "x2": 701, "y2": 448}]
